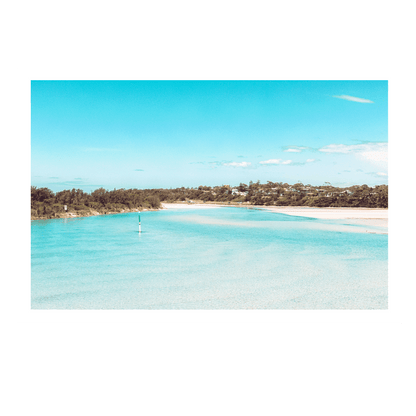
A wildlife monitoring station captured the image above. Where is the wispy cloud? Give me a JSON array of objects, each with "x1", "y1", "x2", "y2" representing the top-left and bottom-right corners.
[
  {"x1": 365, "y1": 171, "x2": 388, "y2": 178},
  {"x1": 333, "y1": 95, "x2": 374, "y2": 103},
  {"x1": 223, "y1": 161, "x2": 252, "y2": 167},
  {"x1": 283, "y1": 146, "x2": 309, "y2": 153},
  {"x1": 319, "y1": 142, "x2": 387, "y2": 163},
  {"x1": 207, "y1": 160, "x2": 241, "y2": 168},
  {"x1": 282, "y1": 145, "x2": 314, "y2": 153},
  {"x1": 208, "y1": 161, "x2": 224, "y2": 167},
  {"x1": 45, "y1": 180, "x2": 94, "y2": 186},
  {"x1": 260, "y1": 159, "x2": 292, "y2": 165},
  {"x1": 291, "y1": 159, "x2": 318, "y2": 166}
]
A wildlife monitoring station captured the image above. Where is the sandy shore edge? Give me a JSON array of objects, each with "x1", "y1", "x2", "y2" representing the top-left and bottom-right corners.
[
  {"x1": 161, "y1": 203, "x2": 388, "y2": 232},
  {"x1": 31, "y1": 207, "x2": 158, "y2": 221}
]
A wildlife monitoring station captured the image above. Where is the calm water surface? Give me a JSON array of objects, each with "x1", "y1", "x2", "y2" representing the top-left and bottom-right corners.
[{"x1": 31, "y1": 207, "x2": 388, "y2": 309}]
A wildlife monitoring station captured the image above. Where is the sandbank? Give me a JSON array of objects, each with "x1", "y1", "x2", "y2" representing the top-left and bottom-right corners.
[
  {"x1": 262, "y1": 206, "x2": 387, "y2": 219},
  {"x1": 262, "y1": 207, "x2": 388, "y2": 233},
  {"x1": 162, "y1": 203, "x2": 387, "y2": 219},
  {"x1": 162, "y1": 203, "x2": 388, "y2": 233},
  {"x1": 161, "y1": 203, "x2": 221, "y2": 209}
]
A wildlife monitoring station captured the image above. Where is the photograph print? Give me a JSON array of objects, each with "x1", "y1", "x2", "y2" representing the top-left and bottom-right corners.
[{"x1": 31, "y1": 80, "x2": 388, "y2": 309}]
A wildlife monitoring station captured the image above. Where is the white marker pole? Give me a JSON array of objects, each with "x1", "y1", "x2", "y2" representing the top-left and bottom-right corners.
[{"x1": 138, "y1": 211, "x2": 141, "y2": 233}]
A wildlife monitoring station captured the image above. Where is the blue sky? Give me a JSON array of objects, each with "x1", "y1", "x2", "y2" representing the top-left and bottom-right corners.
[{"x1": 31, "y1": 81, "x2": 387, "y2": 192}]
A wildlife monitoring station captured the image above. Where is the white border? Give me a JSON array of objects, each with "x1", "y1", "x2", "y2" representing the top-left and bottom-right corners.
[{"x1": 15, "y1": 65, "x2": 404, "y2": 326}]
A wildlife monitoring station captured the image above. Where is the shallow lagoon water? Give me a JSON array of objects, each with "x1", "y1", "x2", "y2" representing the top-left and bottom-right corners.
[{"x1": 31, "y1": 207, "x2": 388, "y2": 309}]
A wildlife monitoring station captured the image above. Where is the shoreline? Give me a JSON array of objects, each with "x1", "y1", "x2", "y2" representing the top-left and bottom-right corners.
[
  {"x1": 32, "y1": 203, "x2": 388, "y2": 234},
  {"x1": 161, "y1": 203, "x2": 388, "y2": 233},
  {"x1": 161, "y1": 202, "x2": 387, "y2": 217},
  {"x1": 261, "y1": 206, "x2": 388, "y2": 219},
  {"x1": 31, "y1": 207, "x2": 159, "y2": 221}
]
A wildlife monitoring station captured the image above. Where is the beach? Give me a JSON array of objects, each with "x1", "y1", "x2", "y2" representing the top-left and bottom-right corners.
[
  {"x1": 161, "y1": 203, "x2": 223, "y2": 209},
  {"x1": 161, "y1": 203, "x2": 388, "y2": 233},
  {"x1": 31, "y1": 207, "x2": 158, "y2": 221},
  {"x1": 263, "y1": 206, "x2": 388, "y2": 230}
]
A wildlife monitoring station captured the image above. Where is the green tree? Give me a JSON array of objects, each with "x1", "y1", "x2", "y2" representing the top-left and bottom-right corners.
[{"x1": 147, "y1": 195, "x2": 160, "y2": 208}]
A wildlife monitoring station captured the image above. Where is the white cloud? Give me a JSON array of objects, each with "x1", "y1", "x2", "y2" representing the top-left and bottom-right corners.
[
  {"x1": 333, "y1": 95, "x2": 374, "y2": 103},
  {"x1": 319, "y1": 142, "x2": 387, "y2": 161},
  {"x1": 319, "y1": 144, "x2": 352, "y2": 154},
  {"x1": 360, "y1": 149, "x2": 388, "y2": 163},
  {"x1": 283, "y1": 146, "x2": 308, "y2": 152},
  {"x1": 377, "y1": 172, "x2": 388, "y2": 176},
  {"x1": 306, "y1": 159, "x2": 315, "y2": 163},
  {"x1": 223, "y1": 161, "x2": 251, "y2": 167},
  {"x1": 260, "y1": 159, "x2": 292, "y2": 165}
]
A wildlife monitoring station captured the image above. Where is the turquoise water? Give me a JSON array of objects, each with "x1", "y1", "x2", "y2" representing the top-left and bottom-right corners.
[{"x1": 31, "y1": 207, "x2": 388, "y2": 309}]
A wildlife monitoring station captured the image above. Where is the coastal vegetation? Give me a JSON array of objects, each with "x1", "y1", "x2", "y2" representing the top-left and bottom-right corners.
[{"x1": 31, "y1": 182, "x2": 388, "y2": 220}]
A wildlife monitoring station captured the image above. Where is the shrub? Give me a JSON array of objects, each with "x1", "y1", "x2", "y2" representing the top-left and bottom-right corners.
[
  {"x1": 73, "y1": 204, "x2": 88, "y2": 211},
  {"x1": 52, "y1": 203, "x2": 63, "y2": 212},
  {"x1": 86, "y1": 201, "x2": 101, "y2": 209},
  {"x1": 146, "y1": 195, "x2": 161, "y2": 209}
]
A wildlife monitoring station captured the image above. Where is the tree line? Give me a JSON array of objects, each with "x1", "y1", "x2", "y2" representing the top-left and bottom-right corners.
[
  {"x1": 31, "y1": 187, "x2": 161, "y2": 219},
  {"x1": 145, "y1": 181, "x2": 388, "y2": 208},
  {"x1": 31, "y1": 181, "x2": 388, "y2": 219}
]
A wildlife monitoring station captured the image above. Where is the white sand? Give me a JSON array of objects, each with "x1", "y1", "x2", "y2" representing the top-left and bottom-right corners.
[
  {"x1": 263, "y1": 207, "x2": 388, "y2": 232},
  {"x1": 262, "y1": 206, "x2": 388, "y2": 219},
  {"x1": 163, "y1": 203, "x2": 387, "y2": 218},
  {"x1": 162, "y1": 203, "x2": 388, "y2": 233},
  {"x1": 161, "y1": 203, "x2": 221, "y2": 209}
]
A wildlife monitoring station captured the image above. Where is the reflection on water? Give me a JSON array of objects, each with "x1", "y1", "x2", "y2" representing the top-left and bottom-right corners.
[{"x1": 31, "y1": 208, "x2": 388, "y2": 309}]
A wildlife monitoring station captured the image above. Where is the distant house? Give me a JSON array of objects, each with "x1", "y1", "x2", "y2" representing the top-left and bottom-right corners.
[{"x1": 232, "y1": 189, "x2": 248, "y2": 196}]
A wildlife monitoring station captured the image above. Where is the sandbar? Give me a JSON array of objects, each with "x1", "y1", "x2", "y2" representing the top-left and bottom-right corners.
[
  {"x1": 162, "y1": 203, "x2": 388, "y2": 233},
  {"x1": 262, "y1": 207, "x2": 388, "y2": 233},
  {"x1": 263, "y1": 206, "x2": 387, "y2": 219},
  {"x1": 161, "y1": 203, "x2": 221, "y2": 209}
]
